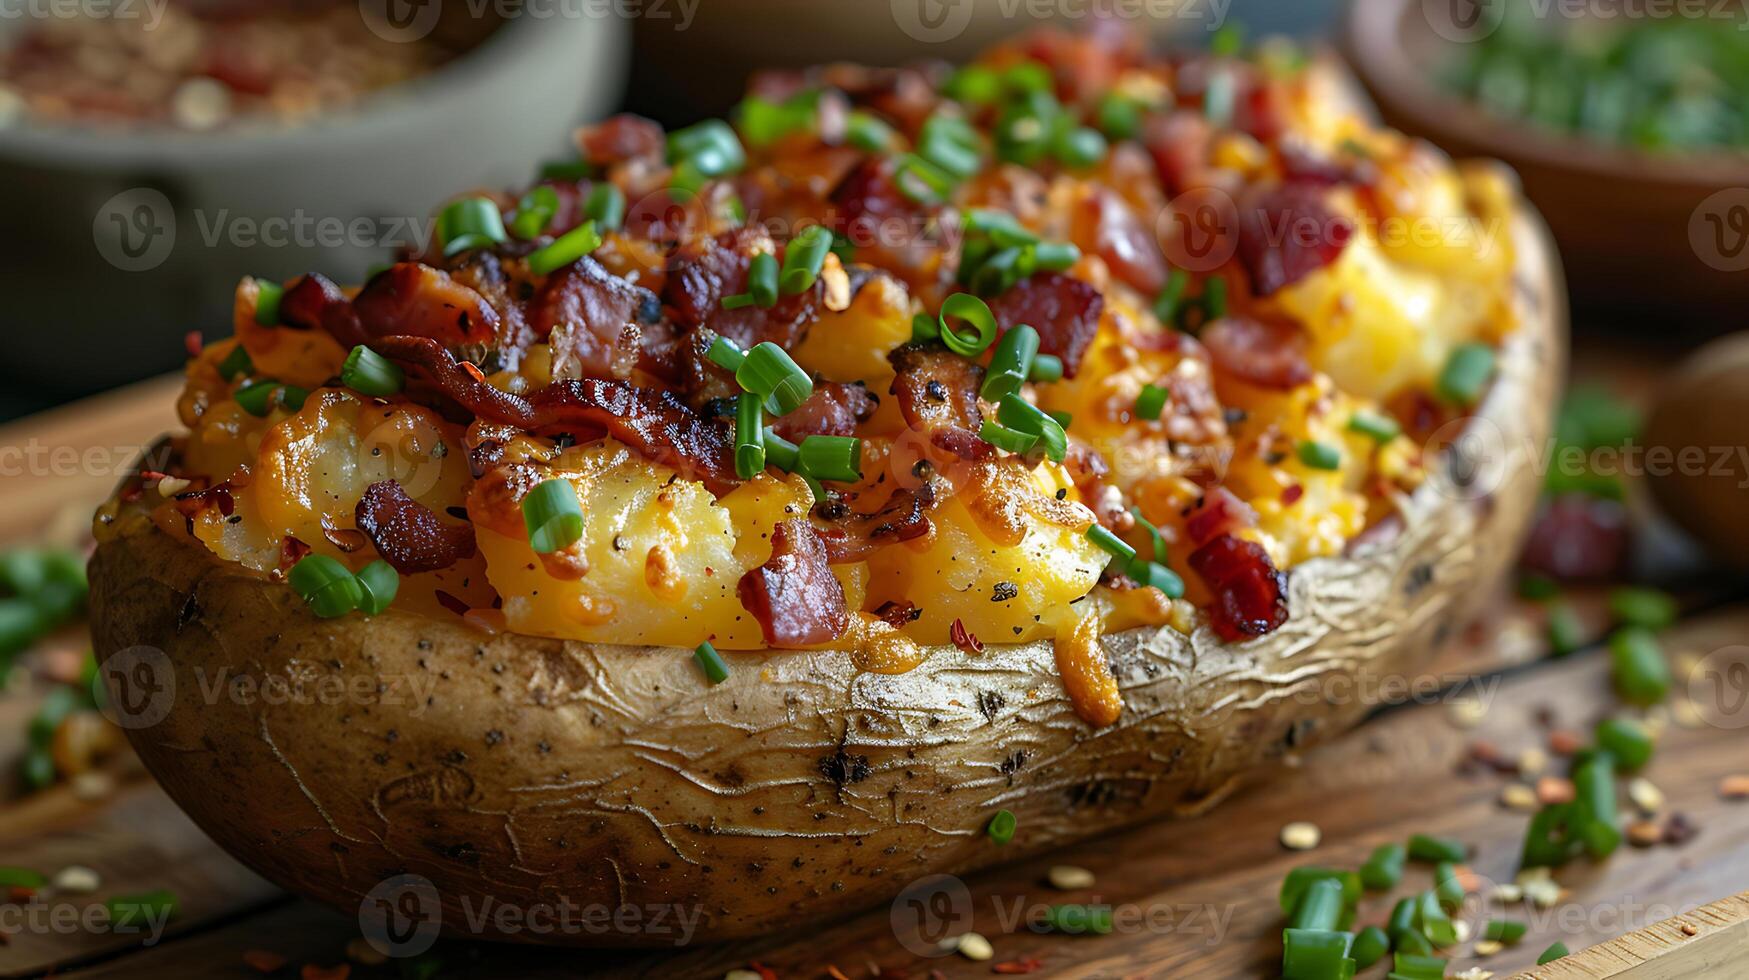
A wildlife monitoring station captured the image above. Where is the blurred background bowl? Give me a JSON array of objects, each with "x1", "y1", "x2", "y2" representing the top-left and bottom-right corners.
[
  {"x1": 0, "y1": 4, "x2": 627, "y2": 404},
  {"x1": 1343, "y1": 0, "x2": 1749, "y2": 330}
]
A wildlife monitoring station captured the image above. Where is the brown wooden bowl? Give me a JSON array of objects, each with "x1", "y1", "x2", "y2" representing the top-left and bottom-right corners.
[{"x1": 1342, "y1": 0, "x2": 1749, "y2": 329}]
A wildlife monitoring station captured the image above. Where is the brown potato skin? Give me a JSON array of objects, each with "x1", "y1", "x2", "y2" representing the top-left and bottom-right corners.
[{"x1": 89, "y1": 211, "x2": 1563, "y2": 947}]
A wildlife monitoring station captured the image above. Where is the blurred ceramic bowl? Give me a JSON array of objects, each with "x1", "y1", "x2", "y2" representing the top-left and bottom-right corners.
[
  {"x1": 1343, "y1": 0, "x2": 1749, "y2": 328},
  {"x1": 0, "y1": 6, "x2": 627, "y2": 399}
]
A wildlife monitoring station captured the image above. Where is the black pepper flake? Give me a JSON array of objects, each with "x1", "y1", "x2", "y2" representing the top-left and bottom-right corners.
[{"x1": 992, "y1": 581, "x2": 1018, "y2": 602}]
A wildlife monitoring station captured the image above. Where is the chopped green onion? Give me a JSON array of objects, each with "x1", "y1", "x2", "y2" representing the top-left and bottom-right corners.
[
  {"x1": 707, "y1": 336, "x2": 747, "y2": 372},
  {"x1": 1210, "y1": 21, "x2": 1245, "y2": 56},
  {"x1": 1289, "y1": 877, "x2": 1344, "y2": 931},
  {"x1": 986, "y1": 808, "x2": 1017, "y2": 845},
  {"x1": 1350, "y1": 925, "x2": 1390, "y2": 970},
  {"x1": 967, "y1": 245, "x2": 1025, "y2": 297},
  {"x1": 355, "y1": 560, "x2": 399, "y2": 616},
  {"x1": 1538, "y1": 942, "x2": 1569, "y2": 965},
  {"x1": 583, "y1": 183, "x2": 626, "y2": 231},
  {"x1": 341, "y1": 346, "x2": 405, "y2": 397},
  {"x1": 1483, "y1": 919, "x2": 1527, "y2": 944},
  {"x1": 1005, "y1": 60, "x2": 1053, "y2": 93},
  {"x1": 779, "y1": 226, "x2": 833, "y2": 295},
  {"x1": 437, "y1": 197, "x2": 508, "y2": 257},
  {"x1": 235, "y1": 381, "x2": 286, "y2": 417},
  {"x1": 693, "y1": 641, "x2": 729, "y2": 684},
  {"x1": 1153, "y1": 268, "x2": 1190, "y2": 323},
  {"x1": 1129, "y1": 507, "x2": 1167, "y2": 563},
  {"x1": 669, "y1": 155, "x2": 716, "y2": 196},
  {"x1": 1201, "y1": 275, "x2": 1228, "y2": 321},
  {"x1": 1043, "y1": 903, "x2": 1115, "y2": 935},
  {"x1": 521, "y1": 479, "x2": 584, "y2": 554},
  {"x1": 798, "y1": 435, "x2": 861, "y2": 483},
  {"x1": 1407, "y1": 834, "x2": 1467, "y2": 864},
  {"x1": 1281, "y1": 928, "x2": 1355, "y2": 979},
  {"x1": 1281, "y1": 868, "x2": 1363, "y2": 913},
  {"x1": 1573, "y1": 752, "x2": 1621, "y2": 859},
  {"x1": 280, "y1": 385, "x2": 309, "y2": 412},
  {"x1": 736, "y1": 341, "x2": 813, "y2": 416},
  {"x1": 994, "y1": 90, "x2": 1060, "y2": 166},
  {"x1": 1128, "y1": 559, "x2": 1185, "y2": 598},
  {"x1": 894, "y1": 153, "x2": 956, "y2": 205},
  {"x1": 997, "y1": 393, "x2": 1067, "y2": 462},
  {"x1": 1031, "y1": 241, "x2": 1080, "y2": 271},
  {"x1": 981, "y1": 324, "x2": 1040, "y2": 402},
  {"x1": 1393, "y1": 951, "x2": 1448, "y2": 979},
  {"x1": 253, "y1": 280, "x2": 283, "y2": 326},
  {"x1": 1135, "y1": 383, "x2": 1168, "y2": 421},
  {"x1": 287, "y1": 555, "x2": 364, "y2": 619},
  {"x1": 1433, "y1": 862, "x2": 1465, "y2": 910},
  {"x1": 1416, "y1": 890, "x2": 1457, "y2": 947},
  {"x1": 28, "y1": 687, "x2": 77, "y2": 748},
  {"x1": 1548, "y1": 601, "x2": 1585, "y2": 656},
  {"x1": 735, "y1": 393, "x2": 766, "y2": 480},
  {"x1": 509, "y1": 185, "x2": 559, "y2": 239},
  {"x1": 1609, "y1": 626, "x2": 1671, "y2": 705},
  {"x1": 1520, "y1": 801, "x2": 1582, "y2": 868},
  {"x1": 527, "y1": 221, "x2": 601, "y2": 276},
  {"x1": 746, "y1": 252, "x2": 779, "y2": 307},
  {"x1": 1360, "y1": 842, "x2": 1406, "y2": 890},
  {"x1": 965, "y1": 208, "x2": 1040, "y2": 247},
  {"x1": 1518, "y1": 572, "x2": 1559, "y2": 600},
  {"x1": 1087, "y1": 525, "x2": 1136, "y2": 565},
  {"x1": 736, "y1": 92, "x2": 816, "y2": 147},
  {"x1": 1056, "y1": 126, "x2": 1108, "y2": 168},
  {"x1": 1297, "y1": 440, "x2": 1342, "y2": 471},
  {"x1": 216, "y1": 345, "x2": 254, "y2": 382},
  {"x1": 539, "y1": 159, "x2": 592, "y2": 181},
  {"x1": 937, "y1": 293, "x2": 998, "y2": 357},
  {"x1": 1347, "y1": 410, "x2": 1400, "y2": 442},
  {"x1": 106, "y1": 890, "x2": 179, "y2": 930},
  {"x1": 845, "y1": 110, "x2": 895, "y2": 152},
  {"x1": 1095, "y1": 92, "x2": 1141, "y2": 140},
  {"x1": 763, "y1": 428, "x2": 799, "y2": 472},
  {"x1": 1437, "y1": 342, "x2": 1496, "y2": 406},
  {"x1": 910, "y1": 312, "x2": 941, "y2": 344},
  {"x1": 980, "y1": 421, "x2": 1038, "y2": 455},
  {"x1": 0, "y1": 867, "x2": 45, "y2": 890},
  {"x1": 667, "y1": 119, "x2": 746, "y2": 176},
  {"x1": 946, "y1": 65, "x2": 1002, "y2": 104},
  {"x1": 1596, "y1": 716, "x2": 1654, "y2": 771},
  {"x1": 0, "y1": 600, "x2": 43, "y2": 658},
  {"x1": 1608, "y1": 586, "x2": 1677, "y2": 631},
  {"x1": 1393, "y1": 924, "x2": 1434, "y2": 958},
  {"x1": 1385, "y1": 896, "x2": 1418, "y2": 943},
  {"x1": 919, "y1": 114, "x2": 983, "y2": 180},
  {"x1": 1030, "y1": 353, "x2": 1064, "y2": 383}
]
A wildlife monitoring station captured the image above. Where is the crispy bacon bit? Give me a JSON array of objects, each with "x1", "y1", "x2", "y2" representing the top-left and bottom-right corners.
[
  {"x1": 814, "y1": 483, "x2": 936, "y2": 563},
  {"x1": 277, "y1": 536, "x2": 312, "y2": 573},
  {"x1": 1143, "y1": 110, "x2": 1213, "y2": 197},
  {"x1": 1184, "y1": 487, "x2": 1258, "y2": 545},
  {"x1": 1281, "y1": 484, "x2": 1305, "y2": 505},
  {"x1": 985, "y1": 273, "x2": 1104, "y2": 378},
  {"x1": 874, "y1": 599, "x2": 920, "y2": 629},
  {"x1": 355, "y1": 480, "x2": 478, "y2": 575},
  {"x1": 1189, "y1": 534, "x2": 1288, "y2": 642},
  {"x1": 173, "y1": 482, "x2": 236, "y2": 519},
  {"x1": 662, "y1": 228, "x2": 821, "y2": 351},
  {"x1": 770, "y1": 382, "x2": 876, "y2": 441},
  {"x1": 829, "y1": 157, "x2": 952, "y2": 291},
  {"x1": 320, "y1": 515, "x2": 369, "y2": 553},
  {"x1": 352, "y1": 263, "x2": 501, "y2": 349},
  {"x1": 992, "y1": 956, "x2": 1046, "y2": 975},
  {"x1": 737, "y1": 520, "x2": 848, "y2": 648},
  {"x1": 1075, "y1": 186, "x2": 1166, "y2": 296},
  {"x1": 576, "y1": 113, "x2": 664, "y2": 166},
  {"x1": 1237, "y1": 184, "x2": 1353, "y2": 296},
  {"x1": 280, "y1": 273, "x2": 367, "y2": 349},
  {"x1": 949, "y1": 617, "x2": 984, "y2": 654},
  {"x1": 528, "y1": 256, "x2": 661, "y2": 381},
  {"x1": 1200, "y1": 316, "x2": 1312, "y2": 391},
  {"x1": 890, "y1": 344, "x2": 986, "y2": 452}
]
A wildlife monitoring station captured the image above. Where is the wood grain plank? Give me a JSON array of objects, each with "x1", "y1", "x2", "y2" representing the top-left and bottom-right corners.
[{"x1": 1518, "y1": 892, "x2": 1749, "y2": 979}]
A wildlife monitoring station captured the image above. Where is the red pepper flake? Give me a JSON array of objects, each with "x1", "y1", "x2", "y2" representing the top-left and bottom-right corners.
[
  {"x1": 435, "y1": 591, "x2": 470, "y2": 618},
  {"x1": 993, "y1": 957, "x2": 1045, "y2": 974},
  {"x1": 277, "y1": 536, "x2": 313, "y2": 572},
  {"x1": 1281, "y1": 484, "x2": 1304, "y2": 505},
  {"x1": 950, "y1": 617, "x2": 984, "y2": 654},
  {"x1": 747, "y1": 963, "x2": 778, "y2": 980},
  {"x1": 826, "y1": 966, "x2": 851, "y2": 980},
  {"x1": 7, "y1": 886, "x2": 35, "y2": 903},
  {"x1": 243, "y1": 950, "x2": 288, "y2": 974},
  {"x1": 184, "y1": 331, "x2": 204, "y2": 358}
]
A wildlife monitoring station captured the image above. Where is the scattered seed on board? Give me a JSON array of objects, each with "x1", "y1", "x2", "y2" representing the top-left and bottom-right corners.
[
  {"x1": 1454, "y1": 919, "x2": 1474, "y2": 944},
  {"x1": 1681, "y1": 923, "x2": 1699, "y2": 937},
  {"x1": 1628, "y1": 819, "x2": 1665, "y2": 848},
  {"x1": 1500, "y1": 784, "x2": 1539, "y2": 811},
  {"x1": 1455, "y1": 969, "x2": 1495, "y2": 980},
  {"x1": 49, "y1": 866, "x2": 99, "y2": 894},
  {"x1": 1280, "y1": 821, "x2": 1321, "y2": 851},
  {"x1": 1720, "y1": 775, "x2": 1749, "y2": 800},
  {"x1": 1628, "y1": 778, "x2": 1665, "y2": 815},
  {"x1": 1492, "y1": 883, "x2": 1524, "y2": 904},
  {"x1": 1049, "y1": 865, "x2": 1095, "y2": 890},
  {"x1": 954, "y1": 932, "x2": 994, "y2": 961},
  {"x1": 1450, "y1": 698, "x2": 1488, "y2": 728},
  {"x1": 1523, "y1": 877, "x2": 1563, "y2": 908},
  {"x1": 1473, "y1": 939, "x2": 1504, "y2": 957},
  {"x1": 1547, "y1": 729, "x2": 1583, "y2": 755},
  {"x1": 1517, "y1": 747, "x2": 1549, "y2": 777},
  {"x1": 1537, "y1": 776, "x2": 1575, "y2": 805}
]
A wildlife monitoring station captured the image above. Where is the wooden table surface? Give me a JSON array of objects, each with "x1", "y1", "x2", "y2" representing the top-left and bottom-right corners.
[{"x1": 1, "y1": 346, "x2": 1745, "y2": 980}]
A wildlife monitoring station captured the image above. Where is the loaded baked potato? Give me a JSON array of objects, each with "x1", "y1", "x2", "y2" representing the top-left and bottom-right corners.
[{"x1": 90, "y1": 29, "x2": 1561, "y2": 946}]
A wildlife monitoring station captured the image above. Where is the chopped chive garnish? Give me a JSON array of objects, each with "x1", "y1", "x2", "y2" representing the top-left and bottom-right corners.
[
  {"x1": 1095, "y1": 92, "x2": 1141, "y2": 141},
  {"x1": 845, "y1": 110, "x2": 895, "y2": 152},
  {"x1": 1596, "y1": 716, "x2": 1653, "y2": 770},
  {"x1": 1347, "y1": 410, "x2": 1400, "y2": 442},
  {"x1": 217, "y1": 344, "x2": 254, "y2": 382},
  {"x1": 707, "y1": 336, "x2": 747, "y2": 372},
  {"x1": 736, "y1": 91, "x2": 816, "y2": 147},
  {"x1": 288, "y1": 555, "x2": 364, "y2": 619},
  {"x1": 937, "y1": 293, "x2": 999, "y2": 357},
  {"x1": 667, "y1": 119, "x2": 746, "y2": 176},
  {"x1": 910, "y1": 312, "x2": 941, "y2": 344},
  {"x1": 1201, "y1": 275, "x2": 1228, "y2": 321},
  {"x1": 981, "y1": 324, "x2": 1040, "y2": 402},
  {"x1": 341, "y1": 346, "x2": 405, "y2": 397},
  {"x1": 1483, "y1": 918, "x2": 1528, "y2": 944},
  {"x1": 583, "y1": 182, "x2": 626, "y2": 231},
  {"x1": 919, "y1": 114, "x2": 983, "y2": 180},
  {"x1": 521, "y1": 479, "x2": 584, "y2": 554},
  {"x1": 1031, "y1": 241, "x2": 1081, "y2": 271},
  {"x1": 1608, "y1": 586, "x2": 1677, "y2": 631},
  {"x1": 510, "y1": 185, "x2": 559, "y2": 239},
  {"x1": 1360, "y1": 842, "x2": 1406, "y2": 890},
  {"x1": 1087, "y1": 525, "x2": 1136, "y2": 564},
  {"x1": 526, "y1": 220, "x2": 601, "y2": 276},
  {"x1": 893, "y1": 152, "x2": 956, "y2": 205},
  {"x1": 1433, "y1": 861, "x2": 1465, "y2": 910},
  {"x1": 1043, "y1": 904, "x2": 1114, "y2": 935},
  {"x1": 980, "y1": 421, "x2": 1038, "y2": 455},
  {"x1": 235, "y1": 381, "x2": 287, "y2": 417},
  {"x1": 1129, "y1": 507, "x2": 1167, "y2": 563},
  {"x1": 965, "y1": 208, "x2": 1039, "y2": 246},
  {"x1": 1005, "y1": 60, "x2": 1053, "y2": 93},
  {"x1": 355, "y1": 560, "x2": 399, "y2": 616},
  {"x1": 539, "y1": 159, "x2": 592, "y2": 181},
  {"x1": 1135, "y1": 383, "x2": 1168, "y2": 421},
  {"x1": 1128, "y1": 559, "x2": 1184, "y2": 598},
  {"x1": 1538, "y1": 942, "x2": 1569, "y2": 965},
  {"x1": 1395, "y1": 951, "x2": 1448, "y2": 978},
  {"x1": 996, "y1": 393, "x2": 1067, "y2": 462},
  {"x1": 946, "y1": 65, "x2": 1002, "y2": 104},
  {"x1": 1351, "y1": 925, "x2": 1389, "y2": 969},
  {"x1": 1030, "y1": 353, "x2": 1064, "y2": 383},
  {"x1": 0, "y1": 867, "x2": 45, "y2": 890},
  {"x1": 735, "y1": 393, "x2": 766, "y2": 480},
  {"x1": 779, "y1": 225, "x2": 832, "y2": 295},
  {"x1": 437, "y1": 197, "x2": 508, "y2": 256},
  {"x1": 1407, "y1": 834, "x2": 1467, "y2": 864},
  {"x1": 1297, "y1": 440, "x2": 1341, "y2": 471},
  {"x1": 1416, "y1": 889, "x2": 1457, "y2": 946},
  {"x1": 1153, "y1": 268, "x2": 1190, "y2": 323},
  {"x1": 1609, "y1": 626, "x2": 1671, "y2": 705},
  {"x1": 1437, "y1": 342, "x2": 1496, "y2": 406},
  {"x1": 253, "y1": 280, "x2": 283, "y2": 326},
  {"x1": 1280, "y1": 868, "x2": 1362, "y2": 912},
  {"x1": 737, "y1": 342, "x2": 813, "y2": 416},
  {"x1": 1548, "y1": 600, "x2": 1584, "y2": 656},
  {"x1": 747, "y1": 252, "x2": 779, "y2": 307},
  {"x1": 1518, "y1": 572, "x2": 1559, "y2": 600},
  {"x1": 763, "y1": 427, "x2": 799, "y2": 472},
  {"x1": 106, "y1": 890, "x2": 178, "y2": 930},
  {"x1": 797, "y1": 435, "x2": 862, "y2": 483},
  {"x1": 986, "y1": 808, "x2": 1017, "y2": 844},
  {"x1": 1282, "y1": 928, "x2": 1354, "y2": 977},
  {"x1": 693, "y1": 641, "x2": 729, "y2": 684},
  {"x1": 1288, "y1": 877, "x2": 1344, "y2": 931},
  {"x1": 1574, "y1": 753, "x2": 1622, "y2": 859},
  {"x1": 721, "y1": 292, "x2": 756, "y2": 310},
  {"x1": 1056, "y1": 126, "x2": 1108, "y2": 168}
]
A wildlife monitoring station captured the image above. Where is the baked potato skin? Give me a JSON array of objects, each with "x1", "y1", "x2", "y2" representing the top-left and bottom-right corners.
[{"x1": 90, "y1": 213, "x2": 1560, "y2": 948}]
